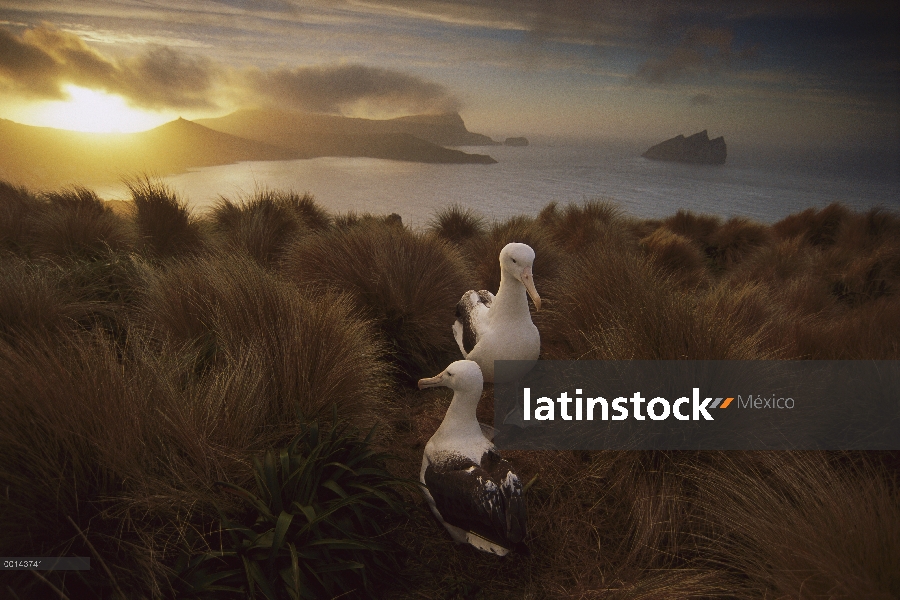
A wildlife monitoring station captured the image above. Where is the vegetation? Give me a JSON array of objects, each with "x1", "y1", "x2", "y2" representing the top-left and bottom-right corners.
[{"x1": 0, "y1": 179, "x2": 897, "y2": 599}]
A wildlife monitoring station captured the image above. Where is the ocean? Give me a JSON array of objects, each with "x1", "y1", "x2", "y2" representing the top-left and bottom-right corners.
[{"x1": 96, "y1": 140, "x2": 900, "y2": 229}]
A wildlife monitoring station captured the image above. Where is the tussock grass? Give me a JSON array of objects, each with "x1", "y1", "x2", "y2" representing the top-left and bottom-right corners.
[
  {"x1": 127, "y1": 176, "x2": 201, "y2": 258},
  {"x1": 282, "y1": 225, "x2": 467, "y2": 380},
  {"x1": 705, "y1": 216, "x2": 772, "y2": 269},
  {"x1": 211, "y1": 189, "x2": 331, "y2": 267},
  {"x1": 0, "y1": 330, "x2": 178, "y2": 598},
  {"x1": 639, "y1": 227, "x2": 707, "y2": 288},
  {"x1": 31, "y1": 187, "x2": 133, "y2": 260},
  {"x1": 138, "y1": 252, "x2": 392, "y2": 430},
  {"x1": 466, "y1": 215, "x2": 565, "y2": 293},
  {"x1": 540, "y1": 242, "x2": 771, "y2": 360},
  {"x1": 334, "y1": 210, "x2": 404, "y2": 230},
  {"x1": 0, "y1": 256, "x2": 93, "y2": 343},
  {"x1": 427, "y1": 203, "x2": 485, "y2": 244},
  {"x1": 538, "y1": 199, "x2": 625, "y2": 253},
  {"x1": 663, "y1": 209, "x2": 722, "y2": 247},
  {"x1": 2, "y1": 177, "x2": 898, "y2": 599},
  {"x1": 0, "y1": 181, "x2": 42, "y2": 255},
  {"x1": 694, "y1": 452, "x2": 900, "y2": 599},
  {"x1": 773, "y1": 202, "x2": 851, "y2": 245}
]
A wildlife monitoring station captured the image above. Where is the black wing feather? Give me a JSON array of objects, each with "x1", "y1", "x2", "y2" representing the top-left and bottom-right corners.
[
  {"x1": 454, "y1": 290, "x2": 494, "y2": 355},
  {"x1": 424, "y1": 450, "x2": 526, "y2": 547}
]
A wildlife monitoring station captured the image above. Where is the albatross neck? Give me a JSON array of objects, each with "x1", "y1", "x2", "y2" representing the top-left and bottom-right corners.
[
  {"x1": 438, "y1": 389, "x2": 483, "y2": 438},
  {"x1": 493, "y1": 270, "x2": 531, "y2": 318}
]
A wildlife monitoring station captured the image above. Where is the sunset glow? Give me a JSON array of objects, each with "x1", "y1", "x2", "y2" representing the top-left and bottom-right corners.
[{"x1": 23, "y1": 85, "x2": 172, "y2": 133}]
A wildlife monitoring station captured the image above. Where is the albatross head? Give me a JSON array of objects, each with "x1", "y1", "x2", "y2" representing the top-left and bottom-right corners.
[
  {"x1": 500, "y1": 242, "x2": 541, "y2": 310},
  {"x1": 418, "y1": 360, "x2": 484, "y2": 395}
]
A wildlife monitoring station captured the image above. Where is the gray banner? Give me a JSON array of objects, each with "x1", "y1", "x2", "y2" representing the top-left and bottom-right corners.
[
  {"x1": 493, "y1": 361, "x2": 900, "y2": 450},
  {"x1": 1, "y1": 557, "x2": 90, "y2": 570}
]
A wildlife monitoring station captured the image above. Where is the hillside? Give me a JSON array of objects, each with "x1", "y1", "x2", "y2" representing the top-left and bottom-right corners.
[
  {"x1": 195, "y1": 109, "x2": 500, "y2": 149},
  {"x1": 0, "y1": 118, "x2": 298, "y2": 190}
]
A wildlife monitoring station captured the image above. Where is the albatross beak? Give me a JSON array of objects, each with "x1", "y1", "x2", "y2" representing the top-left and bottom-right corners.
[
  {"x1": 418, "y1": 372, "x2": 446, "y2": 389},
  {"x1": 521, "y1": 267, "x2": 541, "y2": 311}
]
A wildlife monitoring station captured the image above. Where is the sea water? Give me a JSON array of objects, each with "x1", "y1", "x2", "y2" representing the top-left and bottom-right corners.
[{"x1": 96, "y1": 141, "x2": 899, "y2": 229}]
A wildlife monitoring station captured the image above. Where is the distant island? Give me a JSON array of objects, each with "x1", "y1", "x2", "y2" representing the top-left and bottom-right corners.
[
  {"x1": 0, "y1": 111, "x2": 497, "y2": 190},
  {"x1": 504, "y1": 137, "x2": 529, "y2": 146},
  {"x1": 642, "y1": 130, "x2": 726, "y2": 165}
]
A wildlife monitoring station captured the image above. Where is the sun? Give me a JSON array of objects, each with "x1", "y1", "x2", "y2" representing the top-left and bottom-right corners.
[{"x1": 22, "y1": 85, "x2": 175, "y2": 133}]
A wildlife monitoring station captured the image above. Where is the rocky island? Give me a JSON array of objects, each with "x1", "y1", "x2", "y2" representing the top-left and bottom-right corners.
[{"x1": 642, "y1": 130, "x2": 726, "y2": 165}]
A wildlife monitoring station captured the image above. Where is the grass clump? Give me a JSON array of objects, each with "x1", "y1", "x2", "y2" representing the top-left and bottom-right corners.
[
  {"x1": 0, "y1": 256, "x2": 93, "y2": 343},
  {"x1": 138, "y1": 252, "x2": 392, "y2": 431},
  {"x1": 0, "y1": 181, "x2": 42, "y2": 255},
  {"x1": 282, "y1": 225, "x2": 467, "y2": 380},
  {"x1": 695, "y1": 452, "x2": 900, "y2": 599},
  {"x1": 537, "y1": 199, "x2": 624, "y2": 253},
  {"x1": 540, "y1": 241, "x2": 770, "y2": 360},
  {"x1": 466, "y1": 215, "x2": 564, "y2": 293},
  {"x1": 127, "y1": 176, "x2": 201, "y2": 258},
  {"x1": 0, "y1": 330, "x2": 177, "y2": 598},
  {"x1": 427, "y1": 203, "x2": 485, "y2": 244},
  {"x1": 639, "y1": 226, "x2": 707, "y2": 288},
  {"x1": 31, "y1": 187, "x2": 133, "y2": 260},
  {"x1": 178, "y1": 413, "x2": 411, "y2": 599},
  {"x1": 211, "y1": 190, "x2": 331, "y2": 267}
]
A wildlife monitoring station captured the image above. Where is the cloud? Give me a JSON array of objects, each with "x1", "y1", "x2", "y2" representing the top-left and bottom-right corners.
[
  {"x1": 690, "y1": 93, "x2": 713, "y2": 105},
  {"x1": 241, "y1": 63, "x2": 460, "y2": 114},
  {"x1": 636, "y1": 25, "x2": 744, "y2": 83},
  {"x1": 0, "y1": 24, "x2": 220, "y2": 109},
  {"x1": 0, "y1": 25, "x2": 461, "y2": 116}
]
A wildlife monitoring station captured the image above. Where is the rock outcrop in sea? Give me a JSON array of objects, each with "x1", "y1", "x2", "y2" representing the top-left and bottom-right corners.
[
  {"x1": 642, "y1": 130, "x2": 726, "y2": 165},
  {"x1": 504, "y1": 137, "x2": 529, "y2": 146}
]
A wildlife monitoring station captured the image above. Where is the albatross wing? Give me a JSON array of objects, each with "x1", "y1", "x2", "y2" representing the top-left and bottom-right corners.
[
  {"x1": 424, "y1": 448, "x2": 526, "y2": 554},
  {"x1": 453, "y1": 290, "x2": 494, "y2": 357}
]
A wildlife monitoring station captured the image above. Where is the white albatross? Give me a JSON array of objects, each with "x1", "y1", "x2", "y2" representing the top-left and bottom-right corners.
[
  {"x1": 417, "y1": 360, "x2": 527, "y2": 556},
  {"x1": 452, "y1": 242, "x2": 541, "y2": 383}
]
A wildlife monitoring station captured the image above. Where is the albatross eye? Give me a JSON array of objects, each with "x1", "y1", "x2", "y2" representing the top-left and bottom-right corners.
[{"x1": 511, "y1": 258, "x2": 517, "y2": 264}]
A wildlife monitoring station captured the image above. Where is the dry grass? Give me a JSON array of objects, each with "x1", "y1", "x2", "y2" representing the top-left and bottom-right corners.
[
  {"x1": 538, "y1": 199, "x2": 624, "y2": 254},
  {"x1": 0, "y1": 181, "x2": 42, "y2": 255},
  {"x1": 127, "y1": 176, "x2": 201, "y2": 258},
  {"x1": 539, "y1": 240, "x2": 772, "y2": 360},
  {"x1": 772, "y1": 202, "x2": 851, "y2": 245},
  {"x1": 1, "y1": 179, "x2": 897, "y2": 599},
  {"x1": 211, "y1": 189, "x2": 330, "y2": 266},
  {"x1": 281, "y1": 224, "x2": 468, "y2": 380},
  {"x1": 0, "y1": 255, "x2": 94, "y2": 343},
  {"x1": 694, "y1": 452, "x2": 900, "y2": 599},
  {"x1": 466, "y1": 215, "x2": 565, "y2": 294},
  {"x1": 31, "y1": 187, "x2": 134, "y2": 260},
  {"x1": 638, "y1": 227, "x2": 707, "y2": 288},
  {"x1": 138, "y1": 251, "x2": 393, "y2": 431},
  {"x1": 427, "y1": 203, "x2": 486, "y2": 245}
]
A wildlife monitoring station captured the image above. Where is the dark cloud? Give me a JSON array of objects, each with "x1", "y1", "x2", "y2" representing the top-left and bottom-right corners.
[
  {"x1": 690, "y1": 93, "x2": 713, "y2": 105},
  {"x1": 636, "y1": 26, "x2": 743, "y2": 83},
  {"x1": 0, "y1": 25, "x2": 220, "y2": 109},
  {"x1": 242, "y1": 63, "x2": 460, "y2": 114},
  {"x1": 0, "y1": 25, "x2": 461, "y2": 115},
  {"x1": 118, "y1": 47, "x2": 219, "y2": 109}
]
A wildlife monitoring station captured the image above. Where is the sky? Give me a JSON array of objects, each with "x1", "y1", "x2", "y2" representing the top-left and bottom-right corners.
[{"x1": 0, "y1": 1, "x2": 897, "y2": 151}]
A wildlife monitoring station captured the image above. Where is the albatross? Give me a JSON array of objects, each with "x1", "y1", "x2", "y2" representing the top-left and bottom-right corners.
[
  {"x1": 418, "y1": 360, "x2": 527, "y2": 556},
  {"x1": 452, "y1": 242, "x2": 541, "y2": 383}
]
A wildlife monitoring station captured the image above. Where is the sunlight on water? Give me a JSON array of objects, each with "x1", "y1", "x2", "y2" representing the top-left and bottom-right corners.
[{"x1": 95, "y1": 143, "x2": 899, "y2": 229}]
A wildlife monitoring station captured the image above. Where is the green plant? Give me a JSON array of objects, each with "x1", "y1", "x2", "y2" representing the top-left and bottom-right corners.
[{"x1": 177, "y1": 410, "x2": 412, "y2": 599}]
